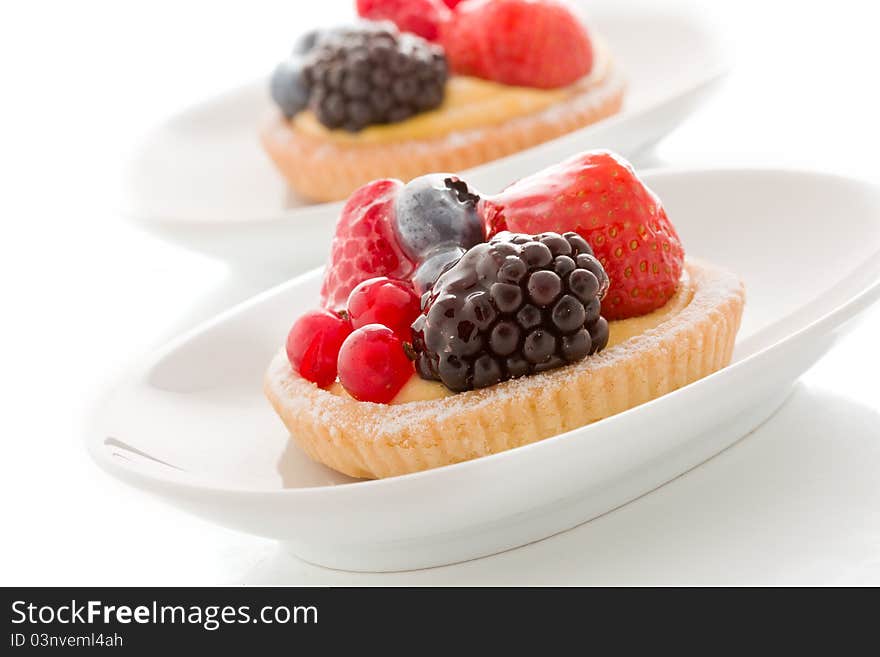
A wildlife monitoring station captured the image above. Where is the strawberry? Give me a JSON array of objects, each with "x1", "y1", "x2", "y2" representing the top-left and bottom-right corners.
[
  {"x1": 481, "y1": 151, "x2": 684, "y2": 320},
  {"x1": 440, "y1": 0, "x2": 593, "y2": 89},
  {"x1": 320, "y1": 178, "x2": 415, "y2": 310},
  {"x1": 356, "y1": 0, "x2": 452, "y2": 42}
]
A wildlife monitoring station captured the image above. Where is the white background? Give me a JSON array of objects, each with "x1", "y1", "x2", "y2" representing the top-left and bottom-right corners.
[{"x1": 2, "y1": 0, "x2": 879, "y2": 585}]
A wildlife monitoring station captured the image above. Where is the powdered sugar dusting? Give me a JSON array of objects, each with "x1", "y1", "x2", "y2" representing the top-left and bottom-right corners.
[{"x1": 266, "y1": 259, "x2": 745, "y2": 442}]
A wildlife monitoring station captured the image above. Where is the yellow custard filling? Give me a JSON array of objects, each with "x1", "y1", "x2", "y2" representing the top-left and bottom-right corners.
[
  {"x1": 292, "y1": 76, "x2": 570, "y2": 144},
  {"x1": 289, "y1": 39, "x2": 610, "y2": 145},
  {"x1": 329, "y1": 272, "x2": 695, "y2": 405},
  {"x1": 603, "y1": 271, "x2": 695, "y2": 349}
]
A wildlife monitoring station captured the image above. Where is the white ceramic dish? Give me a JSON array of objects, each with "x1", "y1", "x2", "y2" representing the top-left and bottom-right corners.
[
  {"x1": 89, "y1": 168, "x2": 880, "y2": 572},
  {"x1": 123, "y1": 6, "x2": 727, "y2": 279}
]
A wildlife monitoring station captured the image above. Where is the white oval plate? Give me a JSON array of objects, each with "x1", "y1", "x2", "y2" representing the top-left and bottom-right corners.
[
  {"x1": 89, "y1": 168, "x2": 880, "y2": 572},
  {"x1": 124, "y1": 5, "x2": 727, "y2": 275}
]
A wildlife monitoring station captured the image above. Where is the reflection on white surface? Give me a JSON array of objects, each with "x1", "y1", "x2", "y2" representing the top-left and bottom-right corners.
[
  {"x1": 239, "y1": 383, "x2": 880, "y2": 586},
  {"x1": 123, "y1": 7, "x2": 725, "y2": 224}
]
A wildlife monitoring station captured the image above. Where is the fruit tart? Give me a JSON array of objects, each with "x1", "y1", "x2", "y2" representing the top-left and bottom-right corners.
[
  {"x1": 265, "y1": 150, "x2": 745, "y2": 478},
  {"x1": 262, "y1": 0, "x2": 625, "y2": 202}
]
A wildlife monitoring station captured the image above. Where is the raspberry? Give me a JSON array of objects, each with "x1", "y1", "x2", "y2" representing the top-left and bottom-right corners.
[
  {"x1": 411, "y1": 231, "x2": 609, "y2": 392},
  {"x1": 337, "y1": 324, "x2": 414, "y2": 403},
  {"x1": 286, "y1": 309, "x2": 352, "y2": 387},
  {"x1": 356, "y1": 0, "x2": 453, "y2": 42},
  {"x1": 320, "y1": 178, "x2": 414, "y2": 311}
]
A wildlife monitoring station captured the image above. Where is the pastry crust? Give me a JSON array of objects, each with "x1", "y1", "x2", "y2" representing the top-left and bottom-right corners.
[
  {"x1": 265, "y1": 259, "x2": 746, "y2": 479},
  {"x1": 260, "y1": 52, "x2": 625, "y2": 203}
]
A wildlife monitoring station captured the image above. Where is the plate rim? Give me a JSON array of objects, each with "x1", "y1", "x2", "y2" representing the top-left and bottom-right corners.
[
  {"x1": 88, "y1": 166, "x2": 880, "y2": 500},
  {"x1": 122, "y1": 7, "x2": 731, "y2": 227}
]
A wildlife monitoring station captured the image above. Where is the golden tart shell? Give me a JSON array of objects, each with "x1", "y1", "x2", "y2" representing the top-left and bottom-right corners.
[
  {"x1": 260, "y1": 45, "x2": 625, "y2": 203},
  {"x1": 265, "y1": 259, "x2": 745, "y2": 479}
]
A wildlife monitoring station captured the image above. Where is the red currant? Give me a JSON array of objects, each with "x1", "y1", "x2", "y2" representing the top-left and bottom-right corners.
[
  {"x1": 337, "y1": 324, "x2": 414, "y2": 403},
  {"x1": 346, "y1": 276, "x2": 421, "y2": 339},
  {"x1": 286, "y1": 309, "x2": 352, "y2": 388}
]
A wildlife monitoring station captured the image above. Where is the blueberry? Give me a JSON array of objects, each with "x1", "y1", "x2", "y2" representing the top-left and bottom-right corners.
[
  {"x1": 393, "y1": 174, "x2": 484, "y2": 262},
  {"x1": 270, "y1": 58, "x2": 309, "y2": 118},
  {"x1": 293, "y1": 29, "x2": 323, "y2": 55},
  {"x1": 412, "y1": 247, "x2": 464, "y2": 296}
]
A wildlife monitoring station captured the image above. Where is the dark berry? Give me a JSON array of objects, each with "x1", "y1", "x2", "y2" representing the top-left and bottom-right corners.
[
  {"x1": 590, "y1": 317, "x2": 610, "y2": 354},
  {"x1": 523, "y1": 329, "x2": 556, "y2": 363},
  {"x1": 553, "y1": 255, "x2": 576, "y2": 278},
  {"x1": 438, "y1": 353, "x2": 468, "y2": 391},
  {"x1": 538, "y1": 233, "x2": 572, "y2": 256},
  {"x1": 522, "y1": 241, "x2": 553, "y2": 268},
  {"x1": 516, "y1": 304, "x2": 542, "y2": 329},
  {"x1": 314, "y1": 91, "x2": 346, "y2": 127},
  {"x1": 499, "y1": 256, "x2": 527, "y2": 283},
  {"x1": 393, "y1": 174, "x2": 483, "y2": 262},
  {"x1": 489, "y1": 321, "x2": 519, "y2": 356},
  {"x1": 291, "y1": 24, "x2": 360, "y2": 55},
  {"x1": 526, "y1": 270, "x2": 561, "y2": 306},
  {"x1": 461, "y1": 291, "x2": 496, "y2": 330},
  {"x1": 561, "y1": 329, "x2": 590, "y2": 361},
  {"x1": 568, "y1": 268, "x2": 599, "y2": 303},
  {"x1": 472, "y1": 354, "x2": 502, "y2": 388},
  {"x1": 411, "y1": 246, "x2": 464, "y2": 296},
  {"x1": 584, "y1": 297, "x2": 601, "y2": 324},
  {"x1": 575, "y1": 252, "x2": 609, "y2": 295},
  {"x1": 506, "y1": 355, "x2": 530, "y2": 378},
  {"x1": 270, "y1": 58, "x2": 310, "y2": 118},
  {"x1": 490, "y1": 283, "x2": 522, "y2": 313},
  {"x1": 564, "y1": 231, "x2": 591, "y2": 254},
  {"x1": 302, "y1": 23, "x2": 448, "y2": 132},
  {"x1": 534, "y1": 355, "x2": 565, "y2": 373},
  {"x1": 551, "y1": 295, "x2": 586, "y2": 332},
  {"x1": 410, "y1": 231, "x2": 611, "y2": 392}
]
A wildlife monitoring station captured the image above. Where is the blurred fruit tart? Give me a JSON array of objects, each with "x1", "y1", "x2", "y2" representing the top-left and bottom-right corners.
[
  {"x1": 262, "y1": 0, "x2": 625, "y2": 202},
  {"x1": 265, "y1": 151, "x2": 745, "y2": 478}
]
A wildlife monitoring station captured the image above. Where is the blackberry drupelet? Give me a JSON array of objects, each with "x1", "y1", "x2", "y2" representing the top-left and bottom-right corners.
[
  {"x1": 302, "y1": 22, "x2": 448, "y2": 132},
  {"x1": 410, "y1": 231, "x2": 611, "y2": 392}
]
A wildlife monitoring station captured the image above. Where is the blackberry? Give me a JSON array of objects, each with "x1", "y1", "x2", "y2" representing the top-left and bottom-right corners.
[
  {"x1": 410, "y1": 232, "x2": 611, "y2": 392},
  {"x1": 302, "y1": 22, "x2": 447, "y2": 132}
]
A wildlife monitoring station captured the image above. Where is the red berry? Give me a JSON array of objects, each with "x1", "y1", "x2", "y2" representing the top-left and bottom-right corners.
[
  {"x1": 356, "y1": 0, "x2": 452, "y2": 42},
  {"x1": 347, "y1": 277, "x2": 421, "y2": 339},
  {"x1": 440, "y1": 0, "x2": 593, "y2": 89},
  {"x1": 286, "y1": 309, "x2": 353, "y2": 387},
  {"x1": 481, "y1": 150, "x2": 684, "y2": 320},
  {"x1": 320, "y1": 178, "x2": 415, "y2": 310},
  {"x1": 338, "y1": 324, "x2": 414, "y2": 403}
]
